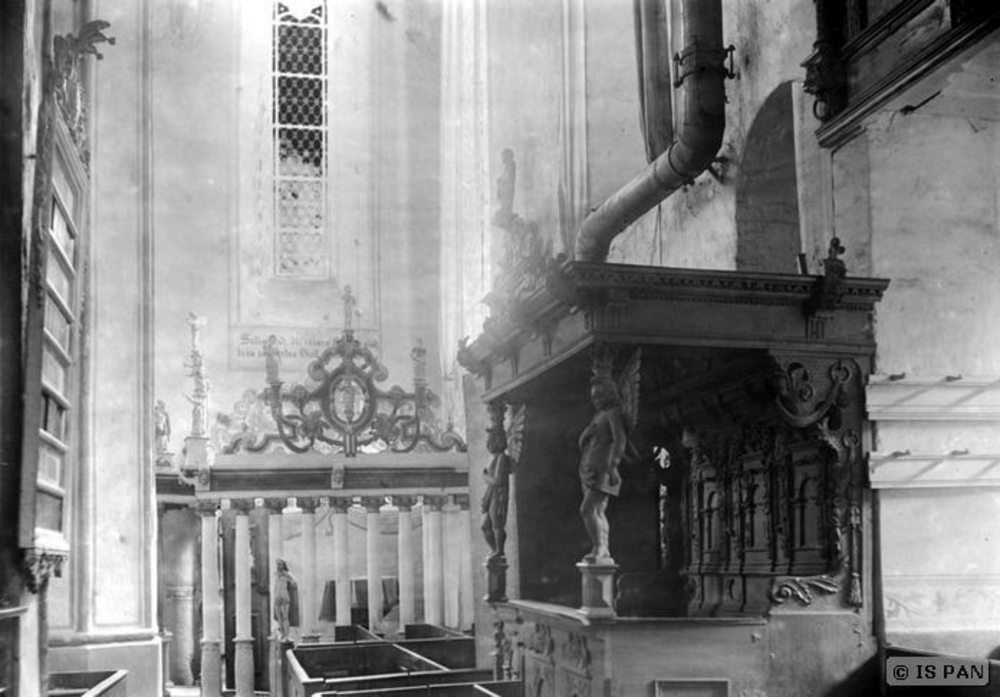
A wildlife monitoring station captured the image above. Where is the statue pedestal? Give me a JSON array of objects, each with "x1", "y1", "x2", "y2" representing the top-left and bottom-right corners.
[
  {"x1": 271, "y1": 636, "x2": 294, "y2": 697},
  {"x1": 184, "y1": 436, "x2": 209, "y2": 467},
  {"x1": 485, "y1": 556, "x2": 508, "y2": 603},
  {"x1": 577, "y1": 560, "x2": 618, "y2": 619}
]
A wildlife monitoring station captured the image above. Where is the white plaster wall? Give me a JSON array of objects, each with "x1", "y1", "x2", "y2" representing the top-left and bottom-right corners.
[
  {"x1": 609, "y1": 0, "x2": 818, "y2": 271},
  {"x1": 868, "y1": 110, "x2": 1000, "y2": 378},
  {"x1": 149, "y1": 0, "x2": 449, "y2": 449}
]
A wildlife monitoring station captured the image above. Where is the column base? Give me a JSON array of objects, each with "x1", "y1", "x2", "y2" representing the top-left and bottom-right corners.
[
  {"x1": 577, "y1": 560, "x2": 618, "y2": 619},
  {"x1": 199, "y1": 639, "x2": 223, "y2": 697},
  {"x1": 233, "y1": 637, "x2": 255, "y2": 697},
  {"x1": 485, "y1": 555, "x2": 509, "y2": 603}
]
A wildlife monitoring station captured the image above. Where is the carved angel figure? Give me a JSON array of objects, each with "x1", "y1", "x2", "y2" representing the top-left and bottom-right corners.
[
  {"x1": 577, "y1": 350, "x2": 640, "y2": 564},
  {"x1": 481, "y1": 404, "x2": 524, "y2": 560}
]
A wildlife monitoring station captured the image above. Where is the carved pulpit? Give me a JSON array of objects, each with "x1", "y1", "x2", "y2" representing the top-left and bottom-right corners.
[{"x1": 461, "y1": 239, "x2": 888, "y2": 620}]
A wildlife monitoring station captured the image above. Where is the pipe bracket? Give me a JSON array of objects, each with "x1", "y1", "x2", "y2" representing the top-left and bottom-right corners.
[{"x1": 673, "y1": 44, "x2": 736, "y2": 87}]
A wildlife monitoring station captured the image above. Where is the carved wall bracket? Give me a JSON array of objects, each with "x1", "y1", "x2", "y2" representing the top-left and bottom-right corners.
[{"x1": 21, "y1": 549, "x2": 66, "y2": 594}]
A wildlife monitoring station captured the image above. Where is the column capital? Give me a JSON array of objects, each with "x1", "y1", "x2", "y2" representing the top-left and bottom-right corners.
[
  {"x1": 328, "y1": 496, "x2": 352, "y2": 513},
  {"x1": 298, "y1": 496, "x2": 320, "y2": 514},
  {"x1": 192, "y1": 500, "x2": 219, "y2": 516},
  {"x1": 231, "y1": 499, "x2": 255, "y2": 515},
  {"x1": 361, "y1": 496, "x2": 385, "y2": 513},
  {"x1": 422, "y1": 494, "x2": 448, "y2": 512},
  {"x1": 393, "y1": 495, "x2": 417, "y2": 512},
  {"x1": 453, "y1": 493, "x2": 471, "y2": 510},
  {"x1": 263, "y1": 497, "x2": 288, "y2": 514}
]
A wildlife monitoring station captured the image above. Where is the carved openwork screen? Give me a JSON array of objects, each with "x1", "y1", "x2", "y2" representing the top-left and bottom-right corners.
[{"x1": 272, "y1": 0, "x2": 329, "y2": 278}]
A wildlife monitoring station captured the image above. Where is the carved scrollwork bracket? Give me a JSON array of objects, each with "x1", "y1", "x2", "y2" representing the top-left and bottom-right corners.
[
  {"x1": 772, "y1": 359, "x2": 853, "y2": 429},
  {"x1": 768, "y1": 574, "x2": 840, "y2": 606}
]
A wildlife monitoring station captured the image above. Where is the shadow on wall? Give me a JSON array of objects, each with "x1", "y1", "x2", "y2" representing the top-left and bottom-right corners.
[{"x1": 736, "y1": 81, "x2": 801, "y2": 274}]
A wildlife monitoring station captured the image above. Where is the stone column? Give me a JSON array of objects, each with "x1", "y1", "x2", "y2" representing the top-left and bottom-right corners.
[
  {"x1": 197, "y1": 501, "x2": 223, "y2": 697},
  {"x1": 299, "y1": 497, "x2": 319, "y2": 641},
  {"x1": 233, "y1": 501, "x2": 255, "y2": 697},
  {"x1": 330, "y1": 497, "x2": 351, "y2": 627},
  {"x1": 395, "y1": 496, "x2": 416, "y2": 629},
  {"x1": 443, "y1": 496, "x2": 461, "y2": 628},
  {"x1": 422, "y1": 495, "x2": 446, "y2": 626},
  {"x1": 456, "y1": 495, "x2": 475, "y2": 630},
  {"x1": 264, "y1": 498, "x2": 287, "y2": 697},
  {"x1": 362, "y1": 497, "x2": 384, "y2": 633}
]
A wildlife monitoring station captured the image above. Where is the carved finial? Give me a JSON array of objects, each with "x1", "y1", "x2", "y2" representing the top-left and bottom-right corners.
[{"x1": 824, "y1": 237, "x2": 846, "y2": 271}]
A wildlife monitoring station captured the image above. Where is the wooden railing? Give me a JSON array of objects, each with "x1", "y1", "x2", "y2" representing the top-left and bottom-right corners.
[{"x1": 48, "y1": 670, "x2": 127, "y2": 697}]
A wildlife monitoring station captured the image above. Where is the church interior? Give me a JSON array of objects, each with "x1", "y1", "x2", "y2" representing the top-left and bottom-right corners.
[{"x1": 2, "y1": 0, "x2": 1000, "y2": 695}]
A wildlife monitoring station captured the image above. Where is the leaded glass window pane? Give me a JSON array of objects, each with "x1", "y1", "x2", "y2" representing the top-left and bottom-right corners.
[{"x1": 273, "y1": 0, "x2": 328, "y2": 278}]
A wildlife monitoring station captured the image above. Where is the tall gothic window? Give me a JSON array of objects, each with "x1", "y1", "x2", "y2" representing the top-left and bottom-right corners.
[{"x1": 272, "y1": 0, "x2": 328, "y2": 277}]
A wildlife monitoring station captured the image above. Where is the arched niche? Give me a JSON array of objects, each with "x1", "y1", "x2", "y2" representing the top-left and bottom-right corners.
[{"x1": 736, "y1": 81, "x2": 802, "y2": 273}]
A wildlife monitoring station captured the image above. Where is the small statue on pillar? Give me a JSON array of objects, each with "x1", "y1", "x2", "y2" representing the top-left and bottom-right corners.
[
  {"x1": 154, "y1": 400, "x2": 172, "y2": 468},
  {"x1": 273, "y1": 559, "x2": 299, "y2": 643}
]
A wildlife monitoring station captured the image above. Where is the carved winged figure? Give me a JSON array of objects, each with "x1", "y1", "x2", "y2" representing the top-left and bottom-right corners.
[{"x1": 577, "y1": 349, "x2": 640, "y2": 564}]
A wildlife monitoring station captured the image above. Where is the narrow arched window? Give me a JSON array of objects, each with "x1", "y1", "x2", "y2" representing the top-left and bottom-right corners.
[{"x1": 272, "y1": 0, "x2": 328, "y2": 277}]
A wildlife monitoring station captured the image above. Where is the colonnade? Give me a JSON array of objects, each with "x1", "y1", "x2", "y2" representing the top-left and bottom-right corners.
[{"x1": 185, "y1": 493, "x2": 474, "y2": 697}]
